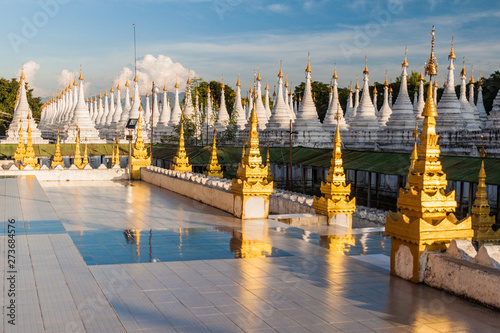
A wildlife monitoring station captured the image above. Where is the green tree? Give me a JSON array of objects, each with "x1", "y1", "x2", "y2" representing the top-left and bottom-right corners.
[
  {"x1": 480, "y1": 71, "x2": 500, "y2": 113},
  {"x1": 0, "y1": 78, "x2": 42, "y2": 136}
]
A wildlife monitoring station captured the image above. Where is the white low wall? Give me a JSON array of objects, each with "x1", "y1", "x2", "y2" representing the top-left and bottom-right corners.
[
  {"x1": 142, "y1": 167, "x2": 234, "y2": 214},
  {"x1": 142, "y1": 166, "x2": 325, "y2": 216},
  {"x1": 0, "y1": 167, "x2": 127, "y2": 181},
  {"x1": 423, "y1": 240, "x2": 500, "y2": 309}
]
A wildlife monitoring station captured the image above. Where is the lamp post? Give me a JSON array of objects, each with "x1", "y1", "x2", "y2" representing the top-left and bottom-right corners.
[
  {"x1": 150, "y1": 82, "x2": 160, "y2": 164},
  {"x1": 126, "y1": 118, "x2": 139, "y2": 186}
]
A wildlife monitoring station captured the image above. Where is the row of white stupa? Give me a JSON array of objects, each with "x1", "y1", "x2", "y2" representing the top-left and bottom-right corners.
[{"x1": 4, "y1": 40, "x2": 500, "y2": 148}]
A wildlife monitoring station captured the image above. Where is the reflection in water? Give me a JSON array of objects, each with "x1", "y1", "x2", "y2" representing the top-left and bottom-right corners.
[
  {"x1": 229, "y1": 220, "x2": 274, "y2": 259},
  {"x1": 319, "y1": 234, "x2": 356, "y2": 254},
  {"x1": 70, "y1": 227, "x2": 290, "y2": 266},
  {"x1": 274, "y1": 227, "x2": 391, "y2": 256}
]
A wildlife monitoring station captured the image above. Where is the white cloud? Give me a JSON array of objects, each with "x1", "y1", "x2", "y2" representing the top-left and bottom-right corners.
[
  {"x1": 16, "y1": 61, "x2": 50, "y2": 96},
  {"x1": 267, "y1": 3, "x2": 289, "y2": 13},
  {"x1": 115, "y1": 54, "x2": 195, "y2": 94},
  {"x1": 57, "y1": 69, "x2": 91, "y2": 96}
]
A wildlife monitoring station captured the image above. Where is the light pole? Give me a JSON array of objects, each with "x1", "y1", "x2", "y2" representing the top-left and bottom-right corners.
[
  {"x1": 150, "y1": 82, "x2": 160, "y2": 164},
  {"x1": 126, "y1": 118, "x2": 139, "y2": 186}
]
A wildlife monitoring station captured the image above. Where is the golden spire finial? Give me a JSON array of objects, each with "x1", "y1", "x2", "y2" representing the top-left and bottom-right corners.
[
  {"x1": 349, "y1": 81, "x2": 353, "y2": 92},
  {"x1": 163, "y1": 79, "x2": 167, "y2": 91},
  {"x1": 20, "y1": 67, "x2": 25, "y2": 81},
  {"x1": 205, "y1": 127, "x2": 223, "y2": 177},
  {"x1": 284, "y1": 74, "x2": 289, "y2": 88},
  {"x1": 402, "y1": 47, "x2": 409, "y2": 67},
  {"x1": 236, "y1": 73, "x2": 241, "y2": 86},
  {"x1": 478, "y1": 72, "x2": 483, "y2": 86},
  {"x1": 99, "y1": 89, "x2": 102, "y2": 99},
  {"x1": 221, "y1": 75, "x2": 224, "y2": 88},
  {"x1": 278, "y1": 61, "x2": 284, "y2": 77},
  {"x1": 21, "y1": 119, "x2": 40, "y2": 170},
  {"x1": 73, "y1": 75, "x2": 77, "y2": 87},
  {"x1": 82, "y1": 139, "x2": 89, "y2": 167},
  {"x1": 332, "y1": 61, "x2": 338, "y2": 79},
  {"x1": 448, "y1": 36, "x2": 456, "y2": 60},
  {"x1": 355, "y1": 75, "x2": 360, "y2": 89},
  {"x1": 187, "y1": 71, "x2": 191, "y2": 85},
  {"x1": 373, "y1": 83, "x2": 378, "y2": 94},
  {"x1": 117, "y1": 82, "x2": 121, "y2": 90},
  {"x1": 131, "y1": 110, "x2": 152, "y2": 177},
  {"x1": 257, "y1": 67, "x2": 261, "y2": 81},
  {"x1": 433, "y1": 78, "x2": 438, "y2": 87},
  {"x1": 79, "y1": 65, "x2": 84, "y2": 80},
  {"x1": 171, "y1": 113, "x2": 192, "y2": 172},
  {"x1": 265, "y1": 77, "x2": 269, "y2": 90},
  {"x1": 363, "y1": 57, "x2": 369, "y2": 75},
  {"x1": 125, "y1": 78, "x2": 130, "y2": 87},
  {"x1": 306, "y1": 53, "x2": 311, "y2": 72},
  {"x1": 175, "y1": 75, "x2": 179, "y2": 88},
  {"x1": 313, "y1": 102, "x2": 356, "y2": 225},
  {"x1": 13, "y1": 120, "x2": 25, "y2": 163},
  {"x1": 115, "y1": 140, "x2": 120, "y2": 167},
  {"x1": 110, "y1": 84, "x2": 114, "y2": 92},
  {"x1": 51, "y1": 130, "x2": 64, "y2": 168},
  {"x1": 470, "y1": 66, "x2": 475, "y2": 84},
  {"x1": 425, "y1": 26, "x2": 438, "y2": 77},
  {"x1": 73, "y1": 126, "x2": 83, "y2": 169},
  {"x1": 146, "y1": 91, "x2": 149, "y2": 97},
  {"x1": 134, "y1": 70, "x2": 138, "y2": 82},
  {"x1": 105, "y1": 89, "x2": 108, "y2": 96},
  {"x1": 460, "y1": 57, "x2": 466, "y2": 77},
  {"x1": 419, "y1": 64, "x2": 425, "y2": 81}
]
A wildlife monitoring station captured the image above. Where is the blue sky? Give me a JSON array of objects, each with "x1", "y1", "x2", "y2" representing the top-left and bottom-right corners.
[{"x1": 1, "y1": 0, "x2": 499, "y2": 97}]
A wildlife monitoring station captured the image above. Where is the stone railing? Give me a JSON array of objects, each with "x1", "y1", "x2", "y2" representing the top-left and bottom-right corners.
[
  {"x1": 424, "y1": 239, "x2": 500, "y2": 309},
  {"x1": 0, "y1": 162, "x2": 127, "y2": 181},
  {"x1": 143, "y1": 166, "x2": 389, "y2": 225}
]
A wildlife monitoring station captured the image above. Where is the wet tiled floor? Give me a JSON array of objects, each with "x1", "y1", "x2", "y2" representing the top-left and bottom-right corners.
[
  {"x1": 69, "y1": 228, "x2": 291, "y2": 265},
  {"x1": 1, "y1": 176, "x2": 500, "y2": 332}
]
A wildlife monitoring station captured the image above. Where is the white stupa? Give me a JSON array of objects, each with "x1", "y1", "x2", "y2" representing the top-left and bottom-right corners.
[
  {"x1": 168, "y1": 77, "x2": 182, "y2": 128},
  {"x1": 266, "y1": 64, "x2": 293, "y2": 131},
  {"x1": 458, "y1": 62, "x2": 481, "y2": 131},
  {"x1": 436, "y1": 40, "x2": 466, "y2": 132},
  {"x1": 476, "y1": 74, "x2": 488, "y2": 126},
  {"x1": 377, "y1": 75, "x2": 392, "y2": 127},
  {"x1": 348, "y1": 60, "x2": 379, "y2": 132},
  {"x1": 323, "y1": 63, "x2": 348, "y2": 131},
  {"x1": 61, "y1": 68, "x2": 103, "y2": 143},
  {"x1": 385, "y1": 49, "x2": 416, "y2": 130},
  {"x1": 233, "y1": 75, "x2": 247, "y2": 130},
  {"x1": 215, "y1": 78, "x2": 230, "y2": 132},
  {"x1": 3, "y1": 70, "x2": 48, "y2": 143},
  {"x1": 294, "y1": 58, "x2": 322, "y2": 130}
]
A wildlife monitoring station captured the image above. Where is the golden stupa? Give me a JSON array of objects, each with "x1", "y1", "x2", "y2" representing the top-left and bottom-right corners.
[
  {"x1": 114, "y1": 140, "x2": 121, "y2": 167},
  {"x1": 13, "y1": 120, "x2": 25, "y2": 163},
  {"x1": 171, "y1": 114, "x2": 192, "y2": 172},
  {"x1": 385, "y1": 27, "x2": 473, "y2": 283},
  {"x1": 231, "y1": 101, "x2": 273, "y2": 219},
  {"x1": 21, "y1": 119, "x2": 40, "y2": 170},
  {"x1": 131, "y1": 112, "x2": 152, "y2": 179},
  {"x1": 51, "y1": 130, "x2": 65, "y2": 168},
  {"x1": 82, "y1": 140, "x2": 89, "y2": 168},
  {"x1": 204, "y1": 128, "x2": 223, "y2": 177},
  {"x1": 313, "y1": 106, "x2": 356, "y2": 227},
  {"x1": 471, "y1": 146, "x2": 500, "y2": 246},
  {"x1": 73, "y1": 127, "x2": 83, "y2": 169}
]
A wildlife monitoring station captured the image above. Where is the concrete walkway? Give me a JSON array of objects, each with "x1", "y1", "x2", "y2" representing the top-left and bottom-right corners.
[{"x1": 1, "y1": 176, "x2": 500, "y2": 332}]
